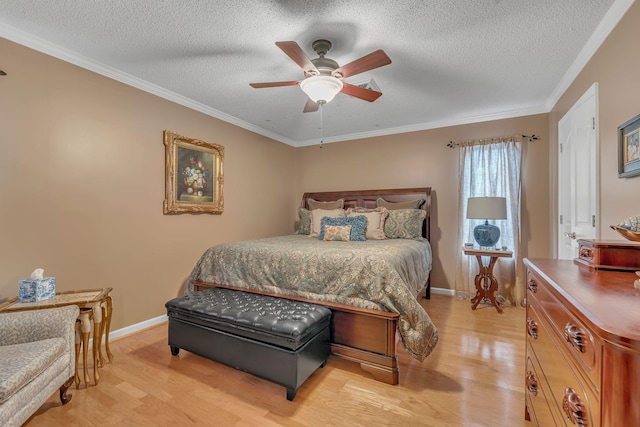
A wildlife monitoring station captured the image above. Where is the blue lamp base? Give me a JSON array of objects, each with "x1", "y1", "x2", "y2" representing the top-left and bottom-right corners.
[{"x1": 474, "y1": 221, "x2": 501, "y2": 248}]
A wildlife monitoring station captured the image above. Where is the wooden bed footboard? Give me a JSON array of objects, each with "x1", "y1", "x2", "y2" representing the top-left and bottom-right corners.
[{"x1": 192, "y1": 281, "x2": 400, "y2": 385}]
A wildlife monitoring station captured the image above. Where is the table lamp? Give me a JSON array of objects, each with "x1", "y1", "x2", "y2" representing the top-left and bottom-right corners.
[{"x1": 467, "y1": 197, "x2": 507, "y2": 248}]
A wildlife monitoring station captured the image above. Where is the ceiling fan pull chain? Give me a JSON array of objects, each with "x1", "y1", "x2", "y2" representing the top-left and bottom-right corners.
[{"x1": 319, "y1": 101, "x2": 324, "y2": 148}]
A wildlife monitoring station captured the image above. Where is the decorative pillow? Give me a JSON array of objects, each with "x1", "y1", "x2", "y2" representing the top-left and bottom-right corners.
[
  {"x1": 307, "y1": 198, "x2": 345, "y2": 210},
  {"x1": 323, "y1": 225, "x2": 352, "y2": 241},
  {"x1": 310, "y1": 208, "x2": 345, "y2": 237},
  {"x1": 318, "y1": 215, "x2": 367, "y2": 241},
  {"x1": 346, "y1": 207, "x2": 388, "y2": 240},
  {"x1": 384, "y1": 209, "x2": 427, "y2": 239},
  {"x1": 295, "y1": 208, "x2": 312, "y2": 235},
  {"x1": 377, "y1": 197, "x2": 425, "y2": 210}
]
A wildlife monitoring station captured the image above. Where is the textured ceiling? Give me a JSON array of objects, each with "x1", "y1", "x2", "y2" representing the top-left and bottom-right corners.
[{"x1": 0, "y1": 1, "x2": 631, "y2": 146}]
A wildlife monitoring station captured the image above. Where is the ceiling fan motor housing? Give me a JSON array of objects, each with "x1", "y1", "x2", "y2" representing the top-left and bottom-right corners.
[
  {"x1": 312, "y1": 39, "x2": 332, "y2": 56},
  {"x1": 308, "y1": 39, "x2": 341, "y2": 78}
]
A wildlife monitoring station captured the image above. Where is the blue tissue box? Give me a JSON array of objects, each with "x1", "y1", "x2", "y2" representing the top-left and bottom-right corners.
[{"x1": 18, "y1": 277, "x2": 56, "y2": 302}]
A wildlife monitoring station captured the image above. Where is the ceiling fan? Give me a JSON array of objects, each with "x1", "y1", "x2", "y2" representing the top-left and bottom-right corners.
[{"x1": 250, "y1": 39, "x2": 391, "y2": 113}]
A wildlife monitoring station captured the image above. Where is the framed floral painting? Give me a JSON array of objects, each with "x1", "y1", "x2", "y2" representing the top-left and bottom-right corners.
[{"x1": 163, "y1": 130, "x2": 224, "y2": 214}]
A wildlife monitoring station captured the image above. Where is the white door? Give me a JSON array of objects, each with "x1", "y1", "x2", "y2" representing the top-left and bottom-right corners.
[{"x1": 557, "y1": 83, "x2": 599, "y2": 260}]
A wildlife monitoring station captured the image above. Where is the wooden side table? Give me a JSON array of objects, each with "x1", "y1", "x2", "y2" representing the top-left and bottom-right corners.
[
  {"x1": 463, "y1": 247, "x2": 512, "y2": 313},
  {"x1": 0, "y1": 288, "x2": 113, "y2": 388}
]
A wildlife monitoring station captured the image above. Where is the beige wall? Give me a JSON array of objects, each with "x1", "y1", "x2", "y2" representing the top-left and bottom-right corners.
[
  {"x1": 294, "y1": 115, "x2": 551, "y2": 290},
  {"x1": 549, "y1": 1, "x2": 640, "y2": 241},
  {"x1": 3, "y1": 1, "x2": 637, "y2": 332},
  {"x1": 0, "y1": 38, "x2": 296, "y2": 329}
]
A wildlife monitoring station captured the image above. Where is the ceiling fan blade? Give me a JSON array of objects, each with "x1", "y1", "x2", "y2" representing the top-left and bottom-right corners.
[
  {"x1": 333, "y1": 49, "x2": 391, "y2": 78},
  {"x1": 250, "y1": 80, "x2": 300, "y2": 88},
  {"x1": 341, "y1": 82, "x2": 383, "y2": 102},
  {"x1": 303, "y1": 98, "x2": 319, "y2": 113},
  {"x1": 275, "y1": 41, "x2": 319, "y2": 75}
]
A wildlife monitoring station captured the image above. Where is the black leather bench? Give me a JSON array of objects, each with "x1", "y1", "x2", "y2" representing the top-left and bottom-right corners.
[{"x1": 165, "y1": 287, "x2": 331, "y2": 401}]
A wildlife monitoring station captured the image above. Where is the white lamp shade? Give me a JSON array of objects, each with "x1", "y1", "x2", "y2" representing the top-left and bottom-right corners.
[
  {"x1": 300, "y1": 75, "x2": 343, "y2": 103},
  {"x1": 466, "y1": 197, "x2": 507, "y2": 220}
]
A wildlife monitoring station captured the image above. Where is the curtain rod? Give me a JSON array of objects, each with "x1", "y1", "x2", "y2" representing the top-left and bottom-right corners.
[{"x1": 446, "y1": 134, "x2": 540, "y2": 148}]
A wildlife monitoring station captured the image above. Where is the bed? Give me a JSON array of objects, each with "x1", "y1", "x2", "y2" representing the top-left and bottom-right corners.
[{"x1": 187, "y1": 187, "x2": 437, "y2": 385}]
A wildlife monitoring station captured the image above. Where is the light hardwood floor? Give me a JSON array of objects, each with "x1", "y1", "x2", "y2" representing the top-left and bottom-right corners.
[{"x1": 26, "y1": 294, "x2": 530, "y2": 427}]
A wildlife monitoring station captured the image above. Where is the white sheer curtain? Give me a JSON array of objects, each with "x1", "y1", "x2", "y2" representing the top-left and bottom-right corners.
[{"x1": 454, "y1": 137, "x2": 524, "y2": 306}]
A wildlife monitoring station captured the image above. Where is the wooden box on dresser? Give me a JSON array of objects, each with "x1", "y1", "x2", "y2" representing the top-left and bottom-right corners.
[{"x1": 524, "y1": 258, "x2": 640, "y2": 426}]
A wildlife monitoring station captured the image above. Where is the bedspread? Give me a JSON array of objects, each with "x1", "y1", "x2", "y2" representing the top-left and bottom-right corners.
[{"x1": 186, "y1": 235, "x2": 438, "y2": 361}]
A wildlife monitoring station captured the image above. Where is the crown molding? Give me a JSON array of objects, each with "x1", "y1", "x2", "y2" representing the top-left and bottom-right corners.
[
  {"x1": 545, "y1": 0, "x2": 635, "y2": 111},
  {"x1": 0, "y1": 22, "x2": 298, "y2": 147},
  {"x1": 294, "y1": 105, "x2": 548, "y2": 147},
  {"x1": 2, "y1": 0, "x2": 632, "y2": 149}
]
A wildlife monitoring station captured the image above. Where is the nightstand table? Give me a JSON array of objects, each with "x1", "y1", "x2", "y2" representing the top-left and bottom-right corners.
[
  {"x1": 463, "y1": 247, "x2": 512, "y2": 313},
  {"x1": 0, "y1": 288, "x2": 113, "y2": 387}
]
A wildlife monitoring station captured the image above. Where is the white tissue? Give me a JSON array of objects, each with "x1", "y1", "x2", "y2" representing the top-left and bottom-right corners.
[{"x1": 30, "y1": 268, "x2": 44, "y2": 280}]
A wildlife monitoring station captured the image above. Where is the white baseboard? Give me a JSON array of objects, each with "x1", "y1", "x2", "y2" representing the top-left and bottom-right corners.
[
  {"x1": 431, "y1": 287, "x2": 455, "y2": 296},
  {"x1": 110, "y1": 314, "x2": 168, "y2": 340},
  {"x1": 89, "y1": 314, "x2": 167, "y2": 347}
]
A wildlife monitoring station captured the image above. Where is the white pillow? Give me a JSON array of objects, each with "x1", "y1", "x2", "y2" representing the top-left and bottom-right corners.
[
  {"x1": 347, "y1": 207, "x2": 388, "y2": 240},
  {"x1": 310, "y1": 208, "x2": 345, "y2": 237}
]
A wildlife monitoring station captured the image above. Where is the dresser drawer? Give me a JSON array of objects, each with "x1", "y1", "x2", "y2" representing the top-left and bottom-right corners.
[
  {"x1": 525, "y1": 349, "x2": 564, "y2": 426},
  {"x1": 526, "y1": 303, "x2": 600, "y2": 427},
  {"x1": 527, "y1": 269, "x2": 601, "y2": 393}
]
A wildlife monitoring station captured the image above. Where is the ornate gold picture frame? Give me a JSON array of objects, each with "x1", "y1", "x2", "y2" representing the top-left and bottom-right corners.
[{"x1": 163, "y1": 130, "x2": 224, "y2": 214}]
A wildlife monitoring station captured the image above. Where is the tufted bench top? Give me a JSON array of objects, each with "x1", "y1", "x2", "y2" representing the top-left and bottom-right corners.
[{"x1": 165, "y1": 288, "x2": 331, "y2": 351}]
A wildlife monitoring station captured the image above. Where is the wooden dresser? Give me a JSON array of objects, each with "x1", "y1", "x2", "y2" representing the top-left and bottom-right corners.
[{"x1": 524, "y1": 258, "x2": 640, "y2": 426}]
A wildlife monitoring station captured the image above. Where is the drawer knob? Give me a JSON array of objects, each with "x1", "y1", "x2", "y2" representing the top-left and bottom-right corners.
[
  {"x1": 527, "y1": 279, "x2": 537, "y2": 293},
  {"x1": 564, "y1": 322, "x2": 586, "y2": 353},
  {"x1": 527, "y1": 318, "x2": 538, "y2": 339},
  {"x1": 579, "y1": 247, "x2": 593, "y2": 259},
  {"x1": 526, "y1": 371, "x2": 538, "y2": 396},
  {"x1": 562, "y1": 387, "x2": 588, "y2": 426}
]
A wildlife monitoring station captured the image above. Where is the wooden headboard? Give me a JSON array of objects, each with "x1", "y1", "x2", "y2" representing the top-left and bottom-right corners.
[{"x1": 301, "y1": 187, "x2": 432, "y2": 241}]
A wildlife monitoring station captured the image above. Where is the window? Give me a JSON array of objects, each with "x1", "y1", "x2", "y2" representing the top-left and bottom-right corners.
[{"x1": 454, "y1": 138, "x2": 524, "y2": 306}]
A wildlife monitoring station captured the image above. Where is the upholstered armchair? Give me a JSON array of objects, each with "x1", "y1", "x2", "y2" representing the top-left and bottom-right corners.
[{"x1": 0, "y1": 305, "x2": 79, "y2": 427}]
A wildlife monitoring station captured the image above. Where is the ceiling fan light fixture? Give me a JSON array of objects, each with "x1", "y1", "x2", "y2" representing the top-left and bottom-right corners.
[{"x1": 300, "y1": 75, "x2": 343, "y2": 103}]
